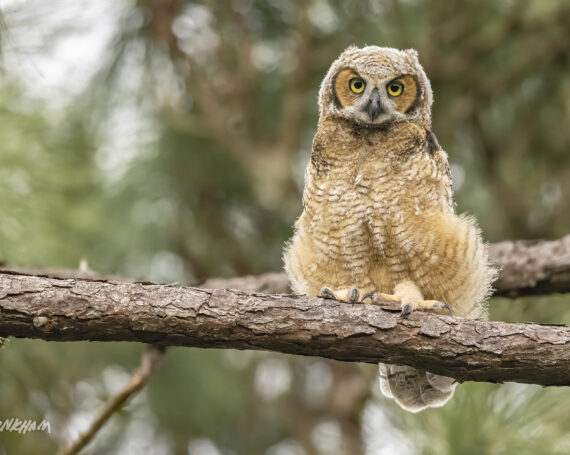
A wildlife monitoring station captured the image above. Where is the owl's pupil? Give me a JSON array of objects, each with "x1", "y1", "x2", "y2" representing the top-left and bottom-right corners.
[
  {"x1": 354, "y1": 81, "x2": 362, "y2": 89},
  {"x1": 391, "y1": 84, "x2": 399, "y2": 91}
]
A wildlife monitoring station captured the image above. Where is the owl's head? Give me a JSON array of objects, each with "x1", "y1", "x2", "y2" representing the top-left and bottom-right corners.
[{"x1": 318, "y1": 46, "x2": 433, "y2": 129}]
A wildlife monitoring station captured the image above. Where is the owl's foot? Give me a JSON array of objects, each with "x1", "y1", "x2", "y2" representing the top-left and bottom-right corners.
[
  {"x1": 319, "y1": 287, "x2": 448, "y2": 316},
  {"x1": 358, "y1": 292, "x2": 450, "y2": 316},
  {"x1": 400, "y1": 299, "x2": 450, "y2": 317},
  {"x1": 320, "y1": 286, "x2": 370, "y2": 304},
  {"x1": 361, "y1": 292, "x2": 400, "y2": 305}
]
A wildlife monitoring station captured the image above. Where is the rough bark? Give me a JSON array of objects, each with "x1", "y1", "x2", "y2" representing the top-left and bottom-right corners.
[
  {"x1": 489, "y1": 234, "x2": 570, "y2": 297},
  {"x1": 202, "y1": 272, "x2": 291, "y2": 294},
  {"x1": 0, "y1": 270, "x2": 568, "y2": 386}
]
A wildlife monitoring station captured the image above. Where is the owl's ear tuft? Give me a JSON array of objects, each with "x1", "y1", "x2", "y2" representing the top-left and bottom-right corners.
[{"x1": 404, "y1": 48, "x2": 419, "y2": 59}]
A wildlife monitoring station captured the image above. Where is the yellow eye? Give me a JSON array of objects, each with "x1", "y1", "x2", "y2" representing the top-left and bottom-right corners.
[
  {"x1": 349, "y1": 78, "x2": 365, "y2": 94},
  {"x1": 387, "y1": 81, "x2": 404, "y2": 97}
]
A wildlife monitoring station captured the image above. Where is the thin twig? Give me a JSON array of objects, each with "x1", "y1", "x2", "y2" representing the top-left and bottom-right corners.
[{"x1": 57, "y1": 345, "x2": 165, "y2": 455}]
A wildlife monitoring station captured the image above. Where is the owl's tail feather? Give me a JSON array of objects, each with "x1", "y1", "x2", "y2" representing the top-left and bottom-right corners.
[{"x1": 379, "y1": 363, "x2": 456, "y2": 413}]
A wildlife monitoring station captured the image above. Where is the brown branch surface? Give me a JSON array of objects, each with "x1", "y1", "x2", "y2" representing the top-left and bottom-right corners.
[
  {"x1": 489, "y1": 235, "x2": 570, "y2": 297},
  {"x1": 0, "y1": 270, "x2": 569, "y2": 386}
]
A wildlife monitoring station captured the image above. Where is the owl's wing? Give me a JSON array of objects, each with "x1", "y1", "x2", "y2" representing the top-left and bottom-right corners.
[{"x1": 426, "y1": 129, "x2": 456, "y2": 213}]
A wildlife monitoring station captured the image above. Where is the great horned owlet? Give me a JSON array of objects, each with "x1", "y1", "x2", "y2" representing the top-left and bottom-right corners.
[{"x1": 283, "y1": 46, "x2": 496, "y2": 412}]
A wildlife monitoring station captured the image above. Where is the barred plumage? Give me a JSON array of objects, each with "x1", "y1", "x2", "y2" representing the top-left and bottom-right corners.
[{"x1": 284, "y1": 46, "x2": 496, "y2": 412}]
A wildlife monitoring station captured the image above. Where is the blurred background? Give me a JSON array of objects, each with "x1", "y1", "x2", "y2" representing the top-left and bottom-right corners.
[{"x1": 1, "y1": 0, "x2": 569, "y2": 454}]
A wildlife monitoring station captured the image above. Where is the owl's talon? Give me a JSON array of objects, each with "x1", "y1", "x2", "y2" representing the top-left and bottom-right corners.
[
  {"x1": 432, "y1": 301, "x2": 451, "y2": 313},
  {"x1": 348, "y1": 287, "x2": 359, "y2": 303},
  {"x1": 400, "y1": 303, "x2": 413, "y2": 317},
  {"x1": 320, "y1": 287, "x2": 338, "y2": 300},
  {"x1": 361, "y1": 292, "x2": 375, "y2": 303},
  {"x1": 417, "y1": 299, "x2": 451, "y2": 314},
  {"x1": 399, "y1": 299, "x2": 450, "y2": 317},
  {"x1": 320, "y1": 286, "x2": 370, "y2": 303}
]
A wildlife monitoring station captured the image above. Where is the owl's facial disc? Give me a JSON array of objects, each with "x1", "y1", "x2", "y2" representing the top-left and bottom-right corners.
[{"x1": 332, "y1": 68, "x2": 421, "y2": 125}]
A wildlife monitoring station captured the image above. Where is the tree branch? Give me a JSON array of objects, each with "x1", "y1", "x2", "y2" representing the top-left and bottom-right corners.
[
  {"x1": 489, "y1": 235, "x2": 570, "y2": 297},
  {"x1": 57, "y1": 345, "x2": 165, "y2": 455},
  {"x1": 0, "y1": 270, "x2": 568, "y2": 387}
]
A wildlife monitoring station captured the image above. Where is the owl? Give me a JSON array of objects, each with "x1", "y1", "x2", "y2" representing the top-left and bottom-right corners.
[{"x1": 283, "y1": 46, "x2": 496, "y2": 412}]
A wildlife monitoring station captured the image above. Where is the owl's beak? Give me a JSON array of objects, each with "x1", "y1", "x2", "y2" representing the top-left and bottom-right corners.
[{"x1": 366, "y1": 90, "x2": 384, "y2": 121}]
